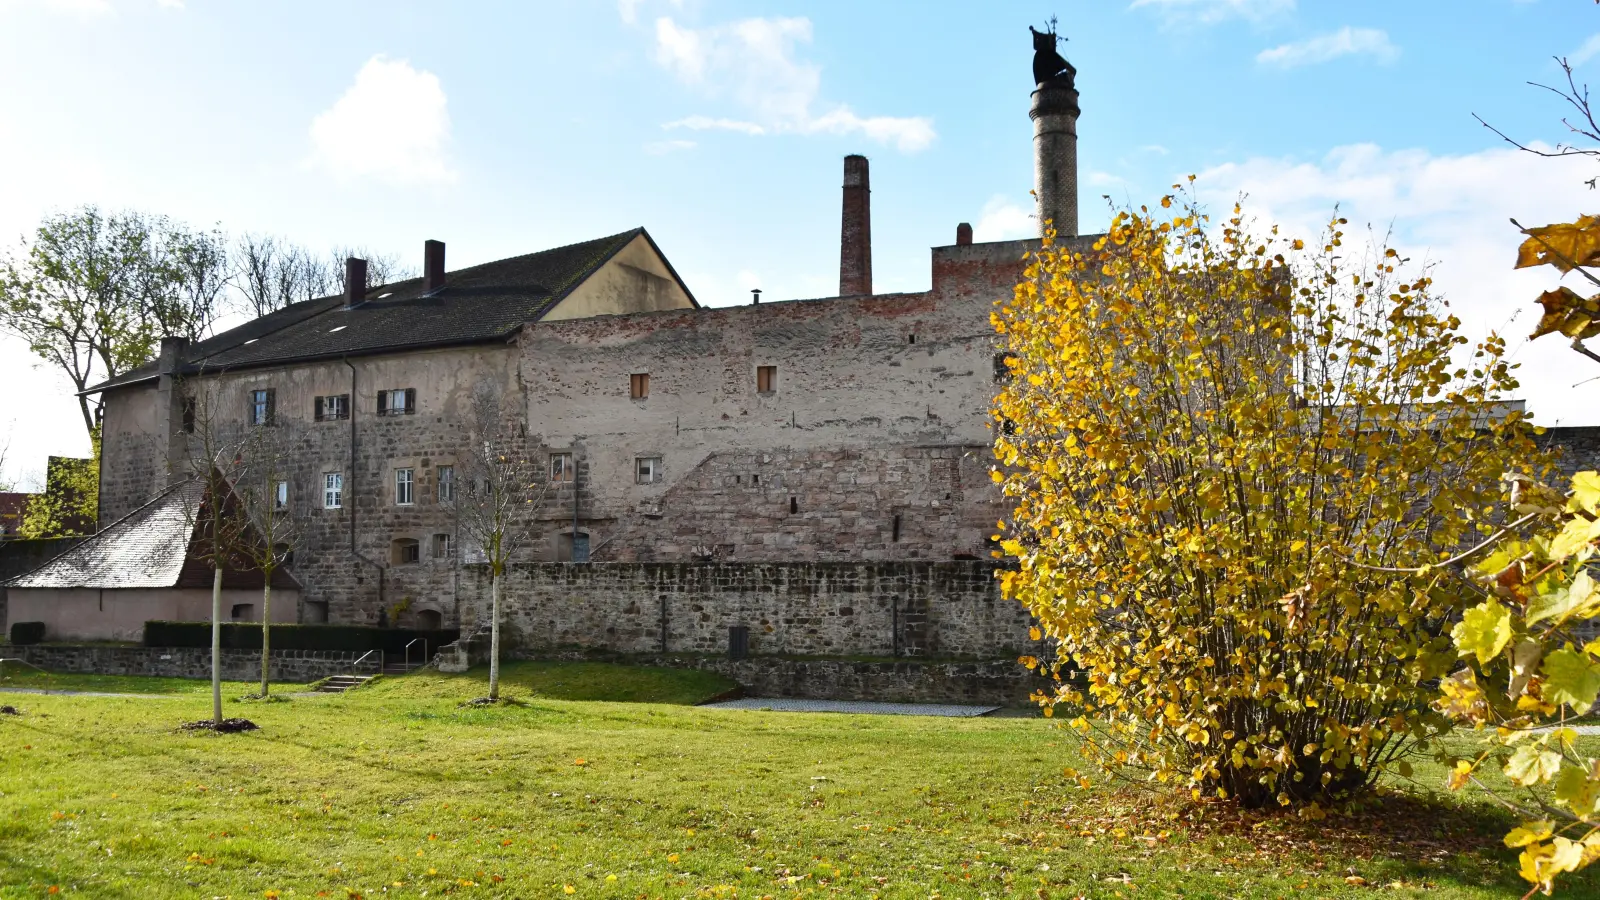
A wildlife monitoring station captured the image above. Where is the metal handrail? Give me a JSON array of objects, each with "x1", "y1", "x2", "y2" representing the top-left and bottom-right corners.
[
  {"x1": 0, "y1": 658, "x2": 49, "y2": 676},
  {"x1": 351, "y1": 649, "x2": 381, "y2": 677},
  {"x1": 403, "y1": 639, "x2": 428, "y2": 672}
]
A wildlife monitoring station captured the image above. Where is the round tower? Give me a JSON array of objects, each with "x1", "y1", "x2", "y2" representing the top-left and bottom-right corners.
[{"x1": 1030, "y1": 76, "x2": 1079, "y2": 240}]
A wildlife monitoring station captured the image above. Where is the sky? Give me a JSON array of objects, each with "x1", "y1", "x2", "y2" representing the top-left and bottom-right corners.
[{"x1": 2, "y1": 0, "x2": 1599, "y2": 486}]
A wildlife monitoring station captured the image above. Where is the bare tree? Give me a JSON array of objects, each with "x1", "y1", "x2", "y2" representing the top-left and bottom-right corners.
[
  {"x1": 233, "y1": 425, "x2": 303, "y2": 699},
  {"x1": 230, "y1": 234, "x2": 417, "y2": 319},
  {"x1": 173, "y1": 374, "x2": 254, "y2": 727},
  {"x1": 1477, "y1": 55, "x2": 1600, "y2": 187},
  {"x1": 329, "y1": 246, "x2": 414, "y2": 292},
  {"x1": 455, "y1": 381, "x2": 549, "y2": 701}
]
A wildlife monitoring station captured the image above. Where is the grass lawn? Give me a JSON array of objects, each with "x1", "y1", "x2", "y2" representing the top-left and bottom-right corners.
[
  {"x1": 0, "y1": 666, "x2": 311, "y2": 696},
  {"x1": 0, "y1": 661, "x2": 1592, "y2": 899}
]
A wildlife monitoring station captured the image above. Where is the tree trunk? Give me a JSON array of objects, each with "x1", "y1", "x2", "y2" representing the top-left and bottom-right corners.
[
  {"x1": 260, "y1": 580, "x2": 272, "y2": 698},
  {"x1": 489, "y1": 569, "x2": 502, "y2": 701},
  {"x1": 211, "y1": 566, "x2": 223, "y2": 726}
]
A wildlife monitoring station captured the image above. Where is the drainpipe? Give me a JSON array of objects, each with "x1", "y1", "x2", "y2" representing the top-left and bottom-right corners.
[{"x1": 344, "y1": 357, "x2": 384, "y2": 619}]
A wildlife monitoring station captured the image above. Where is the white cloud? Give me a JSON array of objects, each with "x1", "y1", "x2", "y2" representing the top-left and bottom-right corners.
[
  {"x1": 1257, "y1": 27, "x2": 1399, "y2": 68},
  {"x1": 308, "y1": 56, "x2": 456, "y2": 185},
  {"x1": 0, "y1": 0, "x2": 114, "y2": 16},
  {"x1": 156, "y1": 0, "x2": 182, "y2": 7},
  {"x1": 974, "y1": 196, "x2": 1035, "y2": 242},
  {"x1": 1571, "y1": 33, "x2": 1600, "y2": 67},
  {"x1": 1140, "y1": 144, "x2": 1170, "y2": 155},
  {"x1": 1129, "y1": 0, "x2": 1294, "y2": 25},
  {"x1": 1190, "y1": 142, "x2": 1599, "y2": 425},
  {"x1": 643, "y1": 139, "x2": 696, "y2": 154},
  {"x1": 650, "y1": 15, "x2": 936, "y2": 153},
  {"x1": 618, "y1": 0, "x2": 681, "y2": 27}
]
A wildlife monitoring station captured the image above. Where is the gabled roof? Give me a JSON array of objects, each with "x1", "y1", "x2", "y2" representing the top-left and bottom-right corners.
[
  {"x1": 5, "y1": 479, "x2": 299, "y2": 591},
  {"x1": 88, "y1": 228, "x2": 684, "y2": 392}
]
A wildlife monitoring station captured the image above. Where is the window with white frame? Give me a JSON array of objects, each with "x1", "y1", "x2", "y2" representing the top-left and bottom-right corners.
[
  {"x1": 432, "y1": 533, "x2": 453, "y2": 559},
  {"x1": 273, "y1": 480, "x2": 289, "y2": 511},
  {"x1": 436, "y1": 465, "x2": 454, "y2": 502},
  {"x1": 635, "y1": 456, "x2": 662, "y2": 484},
  {"x1": 378, "y1": 388, "x2": 416, "y2": 416},
  {"x1": 323, "y1": 472, "x2": 343, "y2": 509},
  {"x1": 395, "y1": 468, "x2": 414, "y2": 505},
  {"x1": 550, "y1": 452, "x2": 574, "y2": 483}
]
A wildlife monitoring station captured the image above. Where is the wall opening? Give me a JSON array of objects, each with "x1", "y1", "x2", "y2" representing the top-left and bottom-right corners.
[
  {"x1": 789, "y1": 496, "x2": 798, "y2": 515},
  {"x1": 416, "y1": 609, "x2": 443, "y2": 629},
  {"x1": 230, "y1": 603, "x2": 255, "y2": 622},
  {"x1": 557, "y1": 531, "x2": 591, "y2": 563},
  {"x1": 892, "y1": 514, "x2": 902, "y2": 542},
  {"x1": 391, "y1": 538, "x2": 420, "y2": 565}
]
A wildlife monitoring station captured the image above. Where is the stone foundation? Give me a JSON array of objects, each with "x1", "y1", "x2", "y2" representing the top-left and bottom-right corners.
[{"x1": 0, "y1": 643, "x2": 376, "y2": 683}]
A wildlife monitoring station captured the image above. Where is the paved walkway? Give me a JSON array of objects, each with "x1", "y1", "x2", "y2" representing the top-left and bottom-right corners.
[
  {"x1": 703, "y1": 698, "x2": 1000, "y2": 717},
  {"x1": 0, "y1": 686, "x2": 165, "y2": 700}
]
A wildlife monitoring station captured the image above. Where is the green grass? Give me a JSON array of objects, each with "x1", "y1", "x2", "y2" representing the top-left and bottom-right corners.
[
  {"x1": 0, "y1": 666, "x2": 311, "y2": 696},
  {"x1": 0, "y1": 661, "x2": 1592, "y2": 899}
]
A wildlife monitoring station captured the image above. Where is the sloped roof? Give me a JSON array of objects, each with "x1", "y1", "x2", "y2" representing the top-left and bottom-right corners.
[
  {"x1": 88, "y1": 228, "x2": 687, "y2": 393},
  {"x1": 5, "y1": 479, "x2": 300, "y2": 591},
  {"x1": 7, "y1": 481, "x2": 203, "y2": 588}
]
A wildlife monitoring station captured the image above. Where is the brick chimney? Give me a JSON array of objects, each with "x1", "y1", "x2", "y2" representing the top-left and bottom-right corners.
[
  {"x1": 344, "y1": 257, "x2": 368, "y2": 307},
  {"x1": 423, "y1": 239, "x2": 446, "y2": 292},
  {"x1": 839, "y1": 154, "x2": 872, "y2": 296},
  {"x1": 956, "y1": 222, "x2": 973, "y2": 246}
]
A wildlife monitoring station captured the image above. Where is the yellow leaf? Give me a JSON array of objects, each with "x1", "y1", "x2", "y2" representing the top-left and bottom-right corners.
[
  {"x1": 1530, "y1": 287, "x2": 1600, "y2": 341},
  {"x1": 1505, "y1": 820, "x2": 1556, "y2": 848},
  {"x1": 1516, "y1": 216, "x2": 1600, "y2": 272}
]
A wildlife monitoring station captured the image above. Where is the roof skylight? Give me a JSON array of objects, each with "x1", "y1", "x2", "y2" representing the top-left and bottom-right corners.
[
  {"x1": 244, "y1": 338, "x2": 258, "y2": 344},
  {"x1": 378, "y1": 292, "x2": 393, "y2": 299},
  {"x1": 330, "y1": 325, "x2": 347, "y2": 333}
]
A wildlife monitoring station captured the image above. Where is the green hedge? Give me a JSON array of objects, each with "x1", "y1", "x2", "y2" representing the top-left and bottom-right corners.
[
  {"x1": 142, "y1": 621, "x2": 459, "y2": 654},
  {"x1": 9, "y1": 622, "x2": 46, "y2": 645}
]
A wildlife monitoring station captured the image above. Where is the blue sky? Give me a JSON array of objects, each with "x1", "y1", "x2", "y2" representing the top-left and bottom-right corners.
[{"x1": 3, "y1": 0, "x2": 1599, "y2": 484}]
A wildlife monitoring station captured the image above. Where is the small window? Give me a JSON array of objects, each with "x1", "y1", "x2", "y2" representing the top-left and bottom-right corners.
[
  {"x1": 636, "y1": 456, "x2": 662, "y2": 484},
  {"x1": 892, "y1": 514, "x2": 902, "y2": 542},
  {"x1": 559, "y1": 532, "x2": 591, "y2": 563},
  {"x1": 230, "y1": 603, "x2": 255, "y2": 621},
  {"x1": 630, "y1": 373, "x2": 650, "y2": 400},
  {"x1": 180, "y1": 396, "x2": 196, "y2": 433},
  {"x1": 432, "y1": 533, "x2": 453, "y2": 559},
  {"x1": 315, "y1": 394, "x2": 350, "y2": 421},
  {"x1": 377, "y1": 388, "x2": 416, "y2": 417},
  {"x1": 908, "y1": 334, "x2": 916, "y2": 345},
  {"x1": 789, "y1": 496, "x2": 799, "y2": 514},
  {"x1": 395, "y1": 468, "x2": 414, "y2": 505},
  {"x1": 273, "y1": 480, "x2": 289, "y2": 511},
  {"x1": 323, "y1": 472, "x2": 343, "y2": 509},
  {"x1": 756, "y1": 365, "x2": 777, "y2": 394},
  {"x1": 437, "y1": 465, "x2": 455, "y2": 502},
  {"x1": 752, "y1": 473, "x2": 760, "y2": 485},
  {"x1": 391, "y1": 538, "x2": 420, "y2": 565},
  {"x1": 248, "y1": 388, "x2": 275, "y2": 426},
  {"x1": 550, "y1": 452, "x2": 574, "y2": 483},
  {"x1": 993, "y1": 353, "x2": 1014, "y2": 383}
]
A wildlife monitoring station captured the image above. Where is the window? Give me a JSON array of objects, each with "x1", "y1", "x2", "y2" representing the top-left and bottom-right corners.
[
  {"x1": 377, "y1": 388, "x2": 416, "y2": 416},
  {"x1": 395, "y1": 468, "x2": 414, "y2": 505},
  {"x1": 391, "y1": 538, "x2": 420, "y2": 565},
  {"x1": 230, "y1": 603, "x2": 255, "y2": 622},
  {"x1": 248, "y1": 388, "x2": 275, "y2": 426},
  {"x1": 436, "y1": 465, "x2": 455, "y2": 502},
  {"x1": 180, "y1": 396, "x2": 196, "y2": 433},
  {"x1": 892, "y1": 514, "x2": 902, "y2": 542},
  {"x1": 636, "y1": 456, "x2": 662, "y2": 484},
  {"x1": 756, "y1": 365, "x2": 777, "y2": 394},
  {"x1": 323, "y1": 472, "x2": 343, "y2": 509},
  {"x1": 432, "y1": 533, "x2": 453, "y2": 559},
  {"x1": 273, "y1": 480, "x2": 289, "y2": 511},
  {"x1": 630, "y1": 372, "x2": 650, "y2": 399},
  {"x1": 550, "y1": 452, "x2": 574, "y2": 483},
  {"x1": 559, "y1": 531, "x2": 590, "y2": 563},
  {"x1": 315, "y1": 394, "x2": 350, "y2": 421},
  {"x1": 789, "y1": 496, "x2": 799, "y2": 514}
]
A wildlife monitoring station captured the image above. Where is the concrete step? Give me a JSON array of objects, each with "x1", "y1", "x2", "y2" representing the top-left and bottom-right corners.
[{"x1": 316, "y1": 675, "x2": 373, "y2": 694}]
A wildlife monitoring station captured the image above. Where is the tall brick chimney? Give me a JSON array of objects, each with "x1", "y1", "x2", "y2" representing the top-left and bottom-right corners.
[
  {"x1": 839, "y1": 154, "x2": 872, "y2": 296},
  {"x1": 345, "y1": 257, "x2": 368, "y2": 307},
  {"x1": 423, "y1": 239, "x2": 446, "y2": 292},
  {"x1": 1031, "y1": 69, "x2": 1080, "y2": 238}
]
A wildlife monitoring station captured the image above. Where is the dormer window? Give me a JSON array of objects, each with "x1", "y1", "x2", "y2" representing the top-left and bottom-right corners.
[{"x1": 378, "y1": 388, "x2": 416, "y2": 416}]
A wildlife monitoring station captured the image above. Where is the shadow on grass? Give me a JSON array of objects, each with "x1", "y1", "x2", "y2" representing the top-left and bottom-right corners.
[
  {"x1": 0, "y1": 851, "x2": 145, "y2": 900},
  {"x1": 1038, "y1": 786, "x2": 1587, "y2": 895}
]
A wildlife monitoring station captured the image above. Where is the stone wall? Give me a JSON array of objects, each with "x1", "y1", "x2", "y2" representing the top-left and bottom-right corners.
[
  {"x1": 1, "y1": 643, "x2": 375, "y2": 683},
  {"x1": 461, "y1": 560, "x2": 1036, "y2": 661}
]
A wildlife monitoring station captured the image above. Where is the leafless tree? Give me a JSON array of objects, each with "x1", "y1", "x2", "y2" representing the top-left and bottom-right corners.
[
  {"x1": 1477, "y1": 55, "x2": 1600, "y2": 188},
  {"x1": 173, "y1": 374, "x2": 255, "y2": 726},
  {"x1": 455, "y1": 380, "x2": 549, "y2": 701},
  {"x1": 230, "y1": 234, "x2": 417, "y2": 319},
  {"x1": 233, "y1": 424, "x2": 304, "y2": 699}
]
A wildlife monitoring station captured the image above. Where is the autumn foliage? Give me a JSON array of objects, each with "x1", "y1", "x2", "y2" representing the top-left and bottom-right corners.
[{"x1": 991, "y1": 190, "x2": 1547, "y2": 811}]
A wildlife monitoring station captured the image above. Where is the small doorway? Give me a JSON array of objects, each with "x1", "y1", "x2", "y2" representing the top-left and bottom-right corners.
[{"x1": 416, "y1": 609, "x2": 443, "y2": 629}]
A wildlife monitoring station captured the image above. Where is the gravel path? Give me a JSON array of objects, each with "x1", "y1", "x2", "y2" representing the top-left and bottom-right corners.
[{"x1": 0, "y1": 686, "x2": 166, "y2": 699}]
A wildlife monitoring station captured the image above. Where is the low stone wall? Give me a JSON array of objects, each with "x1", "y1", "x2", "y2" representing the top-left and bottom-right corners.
[{"x1": 0, "y1": 643, "x2": 375, "y2": 683}]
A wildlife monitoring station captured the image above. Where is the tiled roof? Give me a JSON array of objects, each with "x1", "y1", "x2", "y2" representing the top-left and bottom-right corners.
[
  {"x1": 88, "y1": 228, "x2": 667, "y2": 392},
  {"x1": 6, "y1": 481, "x2": 203, "y2": 588}
]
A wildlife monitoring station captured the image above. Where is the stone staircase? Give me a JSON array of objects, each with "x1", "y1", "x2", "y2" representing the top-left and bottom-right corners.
[{"x1": 315, "y1": 674, "x2": 374, "y2": 694}]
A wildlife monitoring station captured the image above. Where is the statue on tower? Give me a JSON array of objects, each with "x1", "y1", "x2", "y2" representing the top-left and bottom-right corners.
[{"x1": 1030, "y1": 20, "x2": 1075, "y2": 87}]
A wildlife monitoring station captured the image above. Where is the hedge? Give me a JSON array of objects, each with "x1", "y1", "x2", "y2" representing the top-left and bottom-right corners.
[
  {"x1": 142, "y1": 621, "x2": 459, "y2": 654},
  {"x1": 9, "y1": 622, "x2": 45, "y2": 645}
]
